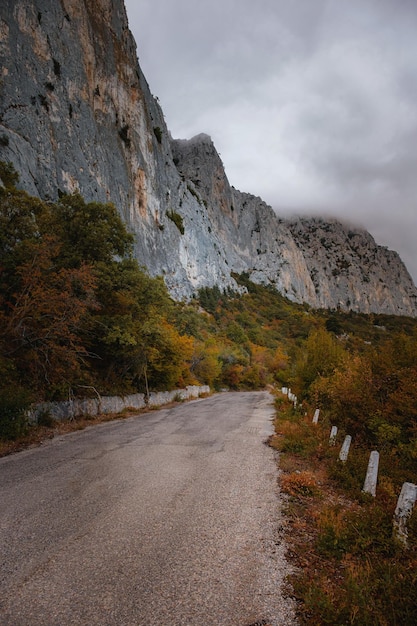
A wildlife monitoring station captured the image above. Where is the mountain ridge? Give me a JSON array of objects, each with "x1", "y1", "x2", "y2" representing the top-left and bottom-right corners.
[{"x1": 0, "y1": 0, "x2": 416, "y2": 316}]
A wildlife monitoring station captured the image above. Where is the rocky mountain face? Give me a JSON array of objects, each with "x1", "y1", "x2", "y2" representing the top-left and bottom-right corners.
[
  {"x1": 287, "y1": 218, "x2": 417, "y2": 315},
  {"x1": 1, "y1": 0, "x2": 416, "y2": 316}
]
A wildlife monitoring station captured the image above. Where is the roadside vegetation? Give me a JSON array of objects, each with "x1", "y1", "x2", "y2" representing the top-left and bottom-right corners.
[
  {"x1": 271, "y1": 324, "x2": 417, "y2": 624},
  {"x1": 0, "y1": 162, "x2": 302, "y2": 439},
  {"x1": 1, "y1": 162, "x2": 417, "y2": 621}
]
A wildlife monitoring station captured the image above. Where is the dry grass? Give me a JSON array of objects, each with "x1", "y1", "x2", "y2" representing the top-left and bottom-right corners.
[
  {"x1": 273, "y1": 397, "x2": 417, "y2": 625},
  {"x1": 280, "y1": 470, "x2": 321, "y2": 497}
]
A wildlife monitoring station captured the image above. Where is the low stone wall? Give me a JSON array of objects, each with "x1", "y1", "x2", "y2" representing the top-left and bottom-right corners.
[{"x1": 28, "y1": 385, "x2": 210, "y2": 424}]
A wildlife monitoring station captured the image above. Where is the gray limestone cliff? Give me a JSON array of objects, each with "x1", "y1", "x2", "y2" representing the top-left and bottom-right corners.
[{"x1": 1, "y1": 0, "x2": 416, "y2": 316}]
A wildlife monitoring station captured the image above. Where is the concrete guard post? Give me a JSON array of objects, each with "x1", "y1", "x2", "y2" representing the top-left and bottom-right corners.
[
  {"x1": 329, "y1": 425, "x2": 338, "y2": 445},
  {"x1": 312, "y1": 408, "x2": 320, "y2": 424},
  {"x1": 362, "y1": 450, "x2": 379, "y2": 497},
  {"x1": 393, "y1": 482, "x2": 417, "y2": 547},
  {"x1": 288, "y1": 392, "x2": 297, "y2": 407},
  {"x1": 339, "y1": 435, "x2": 352, "y2": 463}
]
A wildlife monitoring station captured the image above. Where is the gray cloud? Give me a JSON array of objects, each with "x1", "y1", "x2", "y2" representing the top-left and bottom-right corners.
[{"x1": 126, "y1": 0, "x2": 417, "y2": 284}]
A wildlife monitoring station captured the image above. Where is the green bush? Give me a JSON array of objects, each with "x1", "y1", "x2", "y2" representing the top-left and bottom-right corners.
[
  {"x1": 36, "y1": 408, "x2": 54, "y2": 427},
  {"x1": 153, "y1": 126, "x2": 162, "y2": 144},
  {"x1": 0, "y1": 161, "x2": 19, "y2": 188},
  {"x1": 167, "y1": 210, "x2": 184, "y2": 234},
  {"x1": 0, "y1": 387, "x2": 32, "y2": 439},
  {"x1": 186, "y1": 184, "x2": 201, "y2": 203}
]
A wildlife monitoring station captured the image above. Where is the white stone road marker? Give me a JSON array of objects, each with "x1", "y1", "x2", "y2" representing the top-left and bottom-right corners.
[
  {"x1": 339, "y1": 435, "x2": 352, "y2": 462},
  {"x1": 362, "y1": 450, "x2": 379, "y2": 497},
  {"x1": 393, "y1": 482, "x2": 417, "y2": 547},
  {"x1": 329, "y1": 426, "x2": 338, "y2": 445}
]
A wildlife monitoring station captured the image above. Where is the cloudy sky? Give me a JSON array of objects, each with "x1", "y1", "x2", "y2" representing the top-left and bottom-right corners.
[{"x1": 124, "y1": 0, "x2": 417, "y2": 284}]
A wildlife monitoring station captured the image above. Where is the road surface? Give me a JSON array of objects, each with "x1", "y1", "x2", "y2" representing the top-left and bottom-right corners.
[{"x1": 0, "y1": 391, "x2": 296, "y2": 625}]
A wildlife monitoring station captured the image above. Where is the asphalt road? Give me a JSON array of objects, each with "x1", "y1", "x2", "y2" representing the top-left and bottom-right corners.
[{"x1": 0, "y1": 391, "x2": 296, "y2": 626}]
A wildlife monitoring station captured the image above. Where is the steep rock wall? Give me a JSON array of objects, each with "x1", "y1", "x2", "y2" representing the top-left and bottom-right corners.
[
  {"x1": 1, "y1": 0, "x2": 416, "y2": 316},
  {"x1": 0, "y1": 0, "x2": 240, "y2": 297}
]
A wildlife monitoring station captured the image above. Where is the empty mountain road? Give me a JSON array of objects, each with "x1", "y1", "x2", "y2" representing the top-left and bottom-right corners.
[{"x1": 0, "y1": 391, "x2": 296, "y2": 626}]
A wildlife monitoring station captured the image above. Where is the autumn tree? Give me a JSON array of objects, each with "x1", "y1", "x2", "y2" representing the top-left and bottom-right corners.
[
  {"x1": 190, "y1": 338, "x2": 222, "y2": 388},
  {"x1": 310, "y1": 332, "x2": 417, "y2": 459},
  {"x1": 0, "y1": 236, "x2": 96, "y2": 394},
  {"x1": 87, "y1": 257, "x2": 196, "y2": 393},
  {"x1": 52, "y1": 193, "x2": 134, "y2": 266},
  {"x1": 297, "y1": 327, "x2": 346, "y2": 393},
  {"x1": 0, "y1": 177, "x2": 98, "y2": 395},
  {"x1": 0, "y1": 168, "x2": 196, "y2": 398}
]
